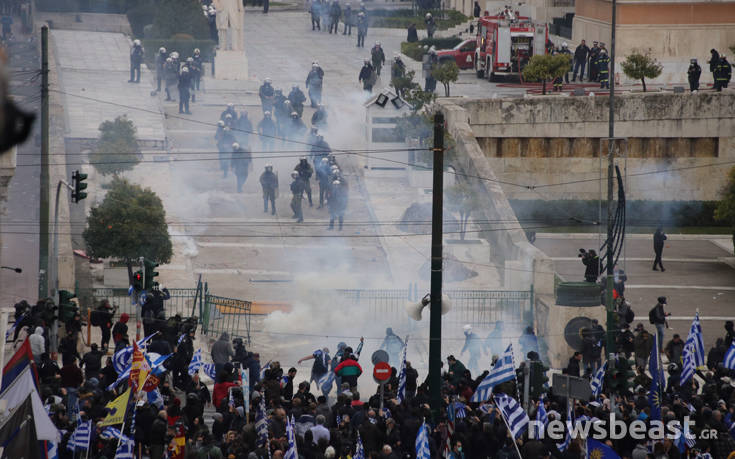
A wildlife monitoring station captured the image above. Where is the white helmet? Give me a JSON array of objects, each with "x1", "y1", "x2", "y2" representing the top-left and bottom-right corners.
[
  {"x1": 187, "y1": 57, "x2": 194, "y2": 63},
  {"x1": 265, "y1": 163, "x2": 273, "y2": 169},
  {"x1": 321, "y1": 157, "x2": 329, "y2": 163},
  {"x1": 562, "y1": 42, "x2": 568, "y2": 48},
  {"x1": 181, "y1": 67, "x2": 189, "y2": 72},
  {"x1": 133, "y1": 39, "x2": 141, "y2": 46},
  {"x1": 166, "y1": 57, "x2": 172, "y2": 63},
  {"x1": 225, "y1": 114, "x2": 232, "y2": 119},
  {"x1": 194, "y1": 48, "x2": 200, "y2": 54},
  {"x1": 217, "y1": 120, "x2": 225, "y2": 127},
  {"x1": 265, "y1": 78, "x2": 272, "y2": 84},
  {"x1": 333, "y1": 179, "x2": 341, "y2": 185},
  {"x1": 159, "y1": 47, "x2": 166, "y2": 53},
  {"x1": 291, "y1": 111, "x2": 298, "y2": 117},
  {"x1": 291, "y1": 171, "x2": 300, "y2": 178},
  {"x1": 232, "y1": 142, "x2": 240, "y2": 149},
  {"x1": 331, "y1": 165, "x2": 339, "y2": 171},
  {"x1": 375, "y1": 41, "x2": 380, "y2": 46},
  {"x1": 227, "y1": 103, "x2": 234, "y2": 109},
  {"x1": 264, "y1": 111, "x2": 271, "y2": 116},
  {"x1": 463, "y1": 324, "x2": 472, "y2": 332},
  {"x1": 171, "y1": 51, "x2": 179, "y2": 59},
  {"x1": 425, "y1": 12, "x2": 432, "y2": 18}
]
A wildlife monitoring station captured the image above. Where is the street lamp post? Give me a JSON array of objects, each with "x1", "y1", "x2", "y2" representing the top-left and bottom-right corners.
[
  {"x1": 1, "y1": 266, "x2": 22, "y2": 273},
  {"x1": 429, "y1": 112, "x2": 445, "y2": 419}
]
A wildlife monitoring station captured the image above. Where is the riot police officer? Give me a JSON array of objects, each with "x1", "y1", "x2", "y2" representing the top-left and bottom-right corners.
[
  {"x1": 290, "y1": 171, "x2": 305, "y2": 223},
  {"x1": 258, "y1": 111, "x2": 277, "y2": 151},
  {"x1": 129, "y1": 39, "x2": 144, "y2": 83},
  {"x1": 230, "y1": 143, "x2": 252, "y2": 193},
  {"x1": 295, "y1": 157, "x2": 314, "y2": 207},
  {"x1": 260, "y1": 164, "x2": 278, "y2": 215},
  {"x1": 687, "y1": 58, "x2": 701, "y2": 92}
]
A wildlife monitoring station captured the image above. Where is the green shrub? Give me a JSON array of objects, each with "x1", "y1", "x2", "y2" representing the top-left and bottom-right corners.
[
  {"x1": 150, "y1": 0, "x2": 210, "y2": 40},
  {"x1": 127, "y1": 2, "x2": 157, "y2": 37},
  {"x1": 37, "y1": 0, "x2": 146, "y2": 13},
  {"x1": 369, "y1": 9, "x2": 468, "y2": 30},
  {"x1": 90, "y1": 116, "x2": 142, "y2": 176}
]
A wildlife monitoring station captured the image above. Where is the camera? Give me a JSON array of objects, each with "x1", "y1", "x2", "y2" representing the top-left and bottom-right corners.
[{"x1": 578, "y1": 248, "x2": 587, "y2": 258}]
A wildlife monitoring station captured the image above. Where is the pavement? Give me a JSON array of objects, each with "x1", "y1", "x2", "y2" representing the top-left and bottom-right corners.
[{"x1": 534, "y1": 232, "x2": 735, "y2": 350}]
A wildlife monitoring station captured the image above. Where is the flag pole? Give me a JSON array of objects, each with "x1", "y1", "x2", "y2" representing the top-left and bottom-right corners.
[{"x1": 493, "y1": 396, "x2": 523, "y2": 459}]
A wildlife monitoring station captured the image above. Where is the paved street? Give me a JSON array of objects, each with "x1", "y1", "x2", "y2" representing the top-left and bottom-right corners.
[{"x1": 534, "y1": 233, "x2": 735, "y2": 349}]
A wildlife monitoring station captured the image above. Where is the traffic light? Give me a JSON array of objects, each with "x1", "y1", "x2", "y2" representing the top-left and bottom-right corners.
[
  {"x1": 616, "y1": 357, "x2": 636, "y2": 395},
  {"x1": 58, "y1": 290, "x2": 77, "y2": 322},
  {"x1": 132, "y1": 270, "x2": 144, "y2": 291},
  {"x1": 143, "y1": 259, "x2": 159, "y2": 290},
  {"x1": 529, "y1": 360, "x2": 549, "y2": 399},
  {"x1": 71, "y1": 170, "x2": 88, "y2": 203}
]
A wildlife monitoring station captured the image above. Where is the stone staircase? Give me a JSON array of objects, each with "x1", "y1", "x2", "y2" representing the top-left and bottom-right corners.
[{"x1": 436, "y1": 18, "x2": 477, "y2": 38}]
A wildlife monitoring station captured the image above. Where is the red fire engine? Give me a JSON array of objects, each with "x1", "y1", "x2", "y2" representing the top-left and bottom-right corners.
[{"x1": 474, "y1": 8, "x2": 548, "y2": 82}]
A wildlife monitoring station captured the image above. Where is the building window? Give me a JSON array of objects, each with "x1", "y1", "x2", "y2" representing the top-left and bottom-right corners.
[{"x1": 372, "y1": 127, "x2": 405, "y2": 143}]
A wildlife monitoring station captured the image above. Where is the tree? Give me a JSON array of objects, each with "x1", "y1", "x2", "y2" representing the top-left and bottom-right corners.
[
  {"x1": 521, "y1": 54, "x2": 571, "y2": 95},
  {"x1": 83, "y1": 177, "x2": 173, "y2": 263},
  {"x1": 446, "y1": 182, "x2": 480, "y2": 240},
  {"x1": 392, "y1": 69, "x2": 436, "y2": 112},
  {"x1": 715, "y1": 167, "x2": 735, "y2": 254},
  {"x1": 89, "y1": 116, "x2": 142, "y2": 176},
  {"x1": 151, "y1": 0, "x2": 209, "y2": 39},
  {"x1": 620, "y1": 50, "x2": 662, "y2": 92},
  {"x1": 432, "y1": 61, "x2": 459, "y2": 97}
]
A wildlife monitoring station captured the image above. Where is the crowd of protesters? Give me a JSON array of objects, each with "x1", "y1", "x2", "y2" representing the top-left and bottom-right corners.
[{"x1": 7, "y1": 292, "x2": 735, "y2": 459}]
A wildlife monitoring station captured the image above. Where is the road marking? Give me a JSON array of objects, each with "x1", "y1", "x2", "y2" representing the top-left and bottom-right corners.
[
  {"x1": 551, "y1": 257, "x2": 720, "y2": 263},
  {"x1": 669, "y1": 316, "x2": 735, "y2": 321},
  {"x1": 626, "y1": 284, "x2": 735, "y2": 291},
  {"x1": 193, "y1": 268, "x2": 292, "y2": 275}
]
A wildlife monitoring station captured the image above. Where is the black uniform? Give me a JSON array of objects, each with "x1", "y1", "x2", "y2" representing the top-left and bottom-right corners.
[
  {"x1": 178, "y1": 70, "x2": 192, "y2": 114},
  {"x1": 597, "y1": 51, "x2": 610, "y2": 89},
  {"x1": 306, "y1": 67, "x2": 324, "y2": 107},
  {"x1": 231, "y1": 146, "x2": 253, "y2": 193},
  {"x1": 327, "y1": 180, "x2": 347, "y2": 230},
  {"x1": 356, "y1": 13, "x2": 367, "y2": 47},
  {"x1": 155, "y1": 50, "x2": 168, "y2": 91},
  {"x1": 329, "y1": 1, "x2": 341, "y2": 34},
  {"x1": 260, "y1": 168, "x2": 278, "y2": 214},
  {"x1": 311, "y1": 105, "x2": 327, "y2": 128},
  {"x1": 129, "y1": 44, "x2": 143, "y2": 83},
  {"x1": 371, "y1": 45, "x2": 386, "y2": 76},
  {"x1": 714, "y1": 57, "x2": 731, "y2": 91},
  {"x1": 572, "y1": 43, "x2": 589, "y2": 81},
  {"x1": 359, "y1": 62, "x2": 376, "y2": 92},
  {"x1": 259, "y1": 82, "x2": 275, "y2": 112},
  {"x1": 588, "y1": 45, "x2": 600, "y2": 82},
  {"x1": 236, "y1": 112, "x2": 253, "y2": 146},
  {"x1": 192, "y1": 52, "x2": 203, "y2": 90},
  {"x1": 424, "y1": 15, "x2": 436, "y2": 38},
  {"x1": 288, "y1": 87, "x2": 307, "y2": 117},
  {"x1": 295, "y1": 159, "x2": 314, "y2": 207},
  {"x1": 290, "y1": 177, "x2": 305, "y2": 223},
  {"x1": 653, "y1": 227, "x2": 667, "y2": 271},
  {"x1": 687, "y1": 61, "x2": 701, "y2": 91},
  {"x1": 343, "y1": 5, "x2": 352, "y2": 35},
  {"x1": 258, "y1": 115, "x2": 277, "y2": 151},
  {"x1": 310, "y1": 0, "x2": 322, "y2": 30},
  {"x1": 215, "y1": 128, "x2": 235, "y2": 177},
  {"x1": 315, "y1": 159, "x2": 331, "y2": 208}
]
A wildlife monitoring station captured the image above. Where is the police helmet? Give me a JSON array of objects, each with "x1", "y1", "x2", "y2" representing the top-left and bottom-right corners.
[
  {"x1": 690, "y1": 58, "x2": 697, "y2": 64},
  {"x1": 187, "y1": 57, "x2": 194, "y2": 63},
  {"x1": 358, "y1": 11, "x2": 364, "y2": 16},
  {"x1": 227, "y1": 102, "x2": 235, "y2": 108},
  {"x1": 194, "y1": 48, "x2": 200, "y2": 54},
  {"x1": 265, "y1": 77, "x2": 272, "y2": 84},
  {"x1": 321, "y1": 157, "x2": 329, "y2": 163},
  {"x1": 292, "y1": 84, "x2": 299, "y2": 89},
  {"x1": 265, "y1": 163, "x2": 273, "y2": 170},
  {"x1": 225, "y1": 113, "x2": 233, "y2": 119},
  {"x1": 330, "y1": 165, "x2": 339, "y2": 171},
  {"x1": 333, "y1": 179, "x2": 341, "y2": 185},
  {"x1": 375, "y1": 41, "x2": 380, "y2": 46},
  {"x1": 171, "y1": 51, "x2": 179, "y2": 59},
  {"x1": 181, "y1": 67, "x2": 189, "y2": 73},
  {"x1": 463, "y1": 324, "x2": 472, "y2": 332},
  {"x1": 291, "y1": 171, "x2": 300, "y2": 178},
  {"x1": 425, "y1": 12, "x2": 432, "y2": 18},
  {"x1": 364, "y1": 59, "x2": 369, "y2": 64},
  {"x1": 562, "y1": 42, "x2": 568, "y2": 48},
  {"x1": 217, "y1": 120, "x2": 225, "y2": 127},
  {"x1": 133, "y1": 39, "x2": 141, "y2": 46},
  {"x1": 300, "y1": 156, "x2": 307, "y2": 161},
  {"x1": 166, "y1": 57, "x2": 172, "y2": 63},
  {"x1": 232, "y1": 142, "x2": 240, "y2": 149},
  {"x1": 159, "y1": 47, "x2": 166, "y2": 53},
  {"x1": 291, "y1": 111, "x2": 298, "y2": 117},
  {"x1": 264, "y1": 111, "x2": 271, "y2": 116},
  {"x1": 223, "y1": 127, "x2": 230, "y2": 132},
  {"x1": 209, "y1": 9, "x2": 216, "y2": 15},
  {"x1": 600, "y1": 48, "x2": 607, "y2": 54}
]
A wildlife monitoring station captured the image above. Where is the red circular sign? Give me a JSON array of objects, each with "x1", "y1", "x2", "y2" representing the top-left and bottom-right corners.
[{"x1": 373, "y1": 362, "x2": 392, "y2": 384}]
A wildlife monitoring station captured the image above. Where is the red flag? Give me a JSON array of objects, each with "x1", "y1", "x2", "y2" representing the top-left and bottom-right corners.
[{"x1": 129, "y1": 340, "x2": 144, "y2": 393}]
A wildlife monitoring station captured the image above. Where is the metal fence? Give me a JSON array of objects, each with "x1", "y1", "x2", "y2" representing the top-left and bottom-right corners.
[
  {"x1": 332, "y1": 287, "x2": 533, "y2": 334},
  {"x1": 201, "y1": 293, "x2": 252, "y2": 345}
]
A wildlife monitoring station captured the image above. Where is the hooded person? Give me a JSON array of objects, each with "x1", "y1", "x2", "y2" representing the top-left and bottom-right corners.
[
  {"x1": 460, "y1": 324, "x2": 483, "y2": 373},
  {"x1": 379, "y1": 328, "x2": 404, "y2": 367},
  {"x1": 211, "y1": 332, "x2": 235, "y2": 375},
  {"x1": 29, "y1": 326, "x2": 45, "y2": 363}
]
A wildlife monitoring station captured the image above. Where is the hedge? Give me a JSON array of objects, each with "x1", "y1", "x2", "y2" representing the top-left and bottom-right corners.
[
  {"x1": 36, "y1": 0, "x2": 144, "y2": 13},
  {"x1": 401, "y1": 37, "x2": 464, "y2": 61},
  {"x1": 508, "y1": 199, "x2": 725, "y2": 228},
  {"x1": 127, "y1": 2, "x2": 157, "y2": 38},
  {"x1": 369, "y1": 9, "x2": 468, "y2": 30}
]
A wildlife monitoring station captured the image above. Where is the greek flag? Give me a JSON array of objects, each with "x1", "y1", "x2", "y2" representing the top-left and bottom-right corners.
[
  {"x1": 114, "y1": 437, "x2": 135, "y2": 459},
  {"x1": 113, "y1": 333, "x2": 158, "y2": 374},
  {"x1": 285, "y1": 415, "x2": 298, "y2": 459},
  {"x1": 177, "y1": 334, "x2": 186, "y2": 346},
  {"x1": 47, "y1": 441, "x2": 58, "y2": 459},
  {"x1": 494, "y1": 393, "x2": 529, "y2": 439},
  {"x1": 256, "y1": 395, "x2": 269, "y2": 448},
  {"x1": 557, "y1": 403, "x2": 572, "y2": 452},
  {"x1": 354, "y1": 432, "x2": 365, "y2": 459},
  {"x1": 397, "y1": 337, "x2": 409, "y2": 404},
  {"x1": 415, "y1": 422, "x2": 431, "y2": 459},
  {"x1": 451, "y1": 401, "x2": 466, "y2": 419},
  {"x1": 471, "y1": 344, "x2": 516, "y2": 402},
  {"x1": 590, "y1": 361, "x2": 607, "y2": 398},
  {"x1": 724, "y1": 341, "x2": 735, "y2": 370},
  {"x1": 67, "y1": 420, "x2": 92, "y2": 451},
  {"x1": 318, "y1": 370, "x2": 335, "y2": 395},
  {"x1": 681, "y1": 313, "x2": 706, "y2": 384},
  {"x1": 260, "y1": 361, "x2": 272, "y2": 380},
  {"x1": 100, "y1": 426, "x2": 126, "y2": 441},
  {"x1": 148, "y1": 388, "x2": 164, "y2": 409},
  {"x1": 5, "y1": 312, "x2": 25, "y2": 340},
  {"x1": 533, "y1": 395, "x2": 548, "y2": 440},
  {"x1": 202, "y1": 363, "x2": 217, "y2": 380}
]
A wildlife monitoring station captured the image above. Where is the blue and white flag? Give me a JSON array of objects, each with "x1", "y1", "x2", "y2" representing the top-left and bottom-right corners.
[
  {"x1": 724, "y1": 341, "x2": 735, "y2": 370},
  {"x1": 680, "y1": 344, "x2": 696, "y2": 386},
  {"x1": 471, "y1": 344, "x2": 516, "y2": 402},
  {"x1": 415, "y1": 422, "x2": 431, "y2": 459},
  {"x1": 147, "y1": 352, "x2": 171, "y2": 377},
  {"x1": 67, "y1": 420, "x2": 92, "y2": 451},
  {"x1": 260, "y1": 361, "x2": 272, "y2": 380},
  {"x1": 318, "y1": 370, "x2": 335, "y2": 395},
  {"x1": 451, "y1": 401, "x2": 466, "y2": 419},
  {"x1": 201, "y1": 363, "x2": 217, "y2": 380},
  {"x1": 100, "y1": 426, "x2": 126, "y2": 441},
  {"x1": 284, "y1": 415, "x2": 298, "y2": 459},
  {"x1": 240, "y1": 368, "x2": 250, "y2": 414},
  {"x1": 6, "y1": 313, "x2": 26, "y2": 341},
  {"x1": 255, "y1": 395, "x2": 269, "y2": 448},
  {"x1": 177, "y1": 334, "x2": 186, "y2": 346},
  {"x1": 354, "y1": 432, "x2": 365, "y2": 459},
  {"x1": 112, "y1": 333, "x2": 158, "y2": 374},
  {"x1": 397, "y1": 337, "x2": 409, "y2": 404},
  {"x1": 148, "y1": 388, "x2": 164, "y2": 409},
  {"x1": 590, "y1": 361, "x2": 607, "y2": 398},
  {"x1": 533, "y1": 395, "x2": 548, "y2": 440},
  {"x1": 47, "y1": 441, "x2": 58, "y2": 459},
  {"x1": 114, "y1": 437, "x2": 135, "y2": 459},
  {"x1": 557, "y1": 403, "x2": 572, "y2": 452},
  {"x1": 494, "y1": 393, "x2": 529, "y2": 439},
  {"x1": 188, "y1": 349, "x2": 203, "y2": 376},
  {"x1": 681, "y1": 313, "x2": 706, "y2": 385}
]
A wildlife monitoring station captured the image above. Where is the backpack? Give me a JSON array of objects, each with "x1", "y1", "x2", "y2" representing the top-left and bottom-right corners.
[
  {"x1": 649, "y1": 307, "x2": 656, "y2": 324},
  {"x1": 625, "y1": 307, "x2": 635, "y2": 324}
]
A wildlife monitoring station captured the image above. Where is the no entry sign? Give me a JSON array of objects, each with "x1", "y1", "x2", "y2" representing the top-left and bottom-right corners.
[{"x1": 373, "y1": 361, "x2": 391, "y2": 385}]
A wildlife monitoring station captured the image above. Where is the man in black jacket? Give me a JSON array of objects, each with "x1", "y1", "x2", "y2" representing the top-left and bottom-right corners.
[
  {"x1": 572, "y1": 39, "x2": 590, "y2": 81},
  {"x1": 566, "y1": 351, "x2": 582, "y2": 377},
  {"x1": 652, "y1": 226, "x2": 667, "y2": 271}
]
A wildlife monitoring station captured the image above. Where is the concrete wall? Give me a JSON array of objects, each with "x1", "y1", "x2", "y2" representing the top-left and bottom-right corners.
[
  {"x1": 453, "y1": 91, "x2": 735, "y2": 200},
  {"x1": 439, "y1": 101, "x2": 555, "y2": 298}
]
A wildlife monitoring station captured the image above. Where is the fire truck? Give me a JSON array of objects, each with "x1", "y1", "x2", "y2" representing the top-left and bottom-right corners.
[{"x1": 474, "y1": 8, "x2": 548, "y2": 82}]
